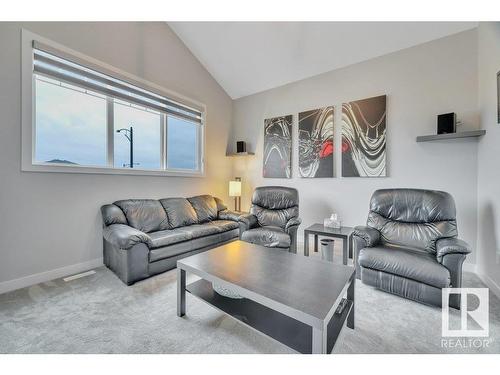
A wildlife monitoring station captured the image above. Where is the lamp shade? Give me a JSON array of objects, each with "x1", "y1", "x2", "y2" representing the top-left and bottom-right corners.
[{"x1": 228, "y1": 180, "x2": 242, "y2": 197}]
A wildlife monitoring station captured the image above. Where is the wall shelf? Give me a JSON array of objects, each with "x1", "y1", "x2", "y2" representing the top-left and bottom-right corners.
[
  {"x1": 416, "y1": 130, "x2": 486, "y2": 143},
  {"x1": 226, "y1": 152, "x2": 255, "y2": 157}
]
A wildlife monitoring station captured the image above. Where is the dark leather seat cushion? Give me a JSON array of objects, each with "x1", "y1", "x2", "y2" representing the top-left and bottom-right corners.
[
  {"x1": 148, "y1": 229, "x2": 193, "y2": 249},
  {"x1": 358, "y1": 245, "x2": 450, "y2": 288},
  {"x1": 241, "y1": 226, "x2": 291, "y2": 248},
  {"x1": 149, "y1": 229, "x2": 239, "y2": 262},
  {"x1": 178, "y1": 223, "x2": 221, "y2": 239}
]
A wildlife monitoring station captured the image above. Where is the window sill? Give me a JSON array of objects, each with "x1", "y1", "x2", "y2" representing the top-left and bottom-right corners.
[{"x1": 22, "y1": 163, "x2": 205, "y2": 178}]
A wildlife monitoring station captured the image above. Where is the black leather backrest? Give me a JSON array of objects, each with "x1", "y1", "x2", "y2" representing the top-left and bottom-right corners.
[
  {"x1": 188, "y1": 195, "x2": 218, "y2": 223},
  {"x1": 250, "y1": 186, "x2": 299, "y2": 229},
  {"x1": 101, "y1": 204, "x2": 127, "y2": 226},
  {"x1": 160, "y1": 198, "x2": 198, "y2": 229},
  {"x1": 367, "y1": 189, "x2": 458, "y2": 253},
  {"x1": 252, "y1": 186, "x2": 299, "y2": 210},
  {"x1": 369, "y1": 188, "x2": 456, "y2": 223},
  {"x1": 114, "y1": 199, "x2": 169, "y2": 233}
]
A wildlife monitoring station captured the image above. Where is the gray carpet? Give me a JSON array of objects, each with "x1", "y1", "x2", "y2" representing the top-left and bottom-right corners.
[{"x1": 1, "y1": 252, "x2": 499, "y2": 353}]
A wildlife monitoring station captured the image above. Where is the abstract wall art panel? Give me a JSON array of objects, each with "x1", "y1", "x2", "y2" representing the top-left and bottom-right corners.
[
  {"x1": 263, "y1": 115, "x2": 292, "y2": 178},
  {"x1": 298, "y1": 107, "x2": 334, "y2": 178},
  {"x1": 342, "y1": 95, "x2": 387, "y2": 177}
]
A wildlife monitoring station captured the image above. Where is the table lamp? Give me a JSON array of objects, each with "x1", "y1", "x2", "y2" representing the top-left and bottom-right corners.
[{"x1": 229, "y1": 177, "x2": 242, "y2": 211}]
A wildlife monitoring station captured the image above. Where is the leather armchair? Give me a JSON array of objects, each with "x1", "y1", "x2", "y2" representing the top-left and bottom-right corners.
[
  {"x1": 353, "y1": 189, "x2": 471, "y2": 309},
  {"x1": 238, "y1": 186, "x2": 301, "y2": 253}
]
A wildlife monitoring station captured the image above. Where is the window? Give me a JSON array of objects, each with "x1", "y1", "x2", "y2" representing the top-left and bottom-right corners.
[
  {"x1": 113, "y1": 101, "x2": 162, "y2": 170},
  {"x1": 35, "y1": 77, "x2": 108, "y2": 167},
  {"x1": 22, "y1": 31, "x2": 204, "y2": 176},
  {"x1": 167, "y1": 116, "x2": 199, "y2": 170}
]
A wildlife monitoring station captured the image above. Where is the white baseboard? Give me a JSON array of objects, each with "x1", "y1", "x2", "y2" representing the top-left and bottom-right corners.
[
  {"x1": 0, "y1": 257, "x2": 103, "y2": 295},
  {"x1": 476, "y1": 271, "x2": 500, "y2": 299}
]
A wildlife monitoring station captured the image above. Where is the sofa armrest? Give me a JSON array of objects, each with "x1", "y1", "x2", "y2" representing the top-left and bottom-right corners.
[
  {"x1": 353, "y1": 226, "x2": 380, "y2": 247},
  {"x1": 352, "y1": 226, "x2": 380, "y2": 279},
  {"x1": 218, "y1": 209, "x2": 243, "y2": 222},
  {"x1": 286, "y1": 218, "x2": 301, "y2": 254},
  {"x1": 285, "y1": 217, "x2": 302, "y2": 233},
  {"x1": 103, "y1": 224, "x2": 152, "y2": 250},
  {"x1": 436, "y1": 238, "x2": 471, "y2": 263},
  {"x1": 238, "y1": 213, "x2": 258, "y2": 230},
  {"x1": 237, "y1": 213, "x2": 258, "y2": 238}
]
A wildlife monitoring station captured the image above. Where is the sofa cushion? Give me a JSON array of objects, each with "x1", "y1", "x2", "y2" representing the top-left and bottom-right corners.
[
  {"x1": 149, "y1": 240, "x2": 193, "y2": 262},
  {"x1": 210, "y1": 220, "x2": 239, "y2": 232},
  {"x1": 160, "y1": 198, "x2": 198, "y2": 228},
  {"x1": 358, "y1": 245, "x2": 450, "y2": 288},
  {"x1": 178, "y1": 223, "x2": 220, "y2": 239},
  {"x1": 114, "y1": 199, "x2": 169, "y2": 233},
  {"x1": 188, "y1": 195, "x2": 218, "y2": 223},
  {"x1": 241, "y1": 226, "x2": 291, "y2": 248},
  {"x1": 149, "y1": 229, "x2": 238, "y2": 263},
  {"x1": 148, "y1": 229, "x2": 193, "y2": 249},
  {"x1": 214, "y1": 197, "x2": 227, "y2": 212}
]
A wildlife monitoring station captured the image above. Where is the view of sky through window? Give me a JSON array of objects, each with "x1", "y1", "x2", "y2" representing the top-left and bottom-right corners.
[
  {"x1": 167, "y1": 116, "x2": 198, "y2": 170},
  {"x1": 35, "y1": 78, "x2": 107, "y2": 166}
]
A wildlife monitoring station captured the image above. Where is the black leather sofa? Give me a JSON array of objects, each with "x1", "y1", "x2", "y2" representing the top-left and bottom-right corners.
[
  {"x1": 101, "y1": 195, "x2": 241, "y2": 285},
  {"x1": 353, "y1": 188, "x2": 471, "y2": 309},
  {"x1": 238, "y1": 186, "x2": 301, "y2": 253}
]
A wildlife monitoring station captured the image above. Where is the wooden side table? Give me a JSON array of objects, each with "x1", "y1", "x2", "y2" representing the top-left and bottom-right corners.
[{"x1": 304, "y1": 224, "x2": 354, "y2": 265}]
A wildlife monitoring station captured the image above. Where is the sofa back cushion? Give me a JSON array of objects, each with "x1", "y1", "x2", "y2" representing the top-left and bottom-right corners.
[
  {"x1": 114, "y1": 199, "x2": 169, "y2": 233},
  {"x1": 188, "y1": 195, "x2": 218, "y2": 223},
  {"x1": 160, "y1": 198, "x2": 198, "y2": 228},
  {"x1": 214, "y1": 197, "x2": 227, "y2": 212},
  {"x1": 367, "y1": 189, "x2": 458, "y2": 253}
]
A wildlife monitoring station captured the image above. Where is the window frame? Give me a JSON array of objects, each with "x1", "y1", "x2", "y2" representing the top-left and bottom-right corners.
[{"x1": 21, "y1": 29, "x2": 206, "y2": 178}]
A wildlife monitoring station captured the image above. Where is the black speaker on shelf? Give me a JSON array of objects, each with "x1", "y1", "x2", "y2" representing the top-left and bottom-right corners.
[
  {"x1": 236, "y1": 141, "x2": 246, "y2": 153},
  {"x1": 437, "y1": 113, "x2": 456, "y2": 134}
]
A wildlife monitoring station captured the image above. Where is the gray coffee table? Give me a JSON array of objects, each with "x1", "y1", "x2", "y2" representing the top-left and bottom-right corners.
[
  {"x1": 304, "y1": 224, "x2": 354, "y2": 265},
  {"x1": 177, "y1": 240, "x2": 355, "y2": 354}
]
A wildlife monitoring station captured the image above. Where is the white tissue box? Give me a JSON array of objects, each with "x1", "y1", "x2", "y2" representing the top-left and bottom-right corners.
[{"x1": 324, "y1": 218, "x2": 341, "y2": 229}]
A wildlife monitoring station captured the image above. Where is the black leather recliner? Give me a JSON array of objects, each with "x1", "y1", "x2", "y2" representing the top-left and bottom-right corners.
[
  {"x1": 238, "y1": 186, "x2": 301, "y2": 253},
  {"x1": 353, "y1": 188, "x2": 471, "y2": 309}
]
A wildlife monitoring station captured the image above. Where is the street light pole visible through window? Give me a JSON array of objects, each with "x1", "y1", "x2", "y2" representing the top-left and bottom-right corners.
[{"x1": 116, "y1": 126, "x2": 137, "y2": 168}]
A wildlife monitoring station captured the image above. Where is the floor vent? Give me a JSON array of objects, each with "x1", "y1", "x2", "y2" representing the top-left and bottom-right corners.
[{"x1": 63, "y1": 270, "x2": 96, "y2": 282}]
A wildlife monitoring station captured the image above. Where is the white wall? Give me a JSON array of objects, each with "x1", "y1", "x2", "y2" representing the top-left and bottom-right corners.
[
  {"x1": 477, "y1": 22, "x2": 500, "y2": 295},
  {"x1": 0, "y1": 22, "x2": 233, "y2": 290},
  {"x1": 231, "y1": 29, "x2": 479, "y2": 266}
]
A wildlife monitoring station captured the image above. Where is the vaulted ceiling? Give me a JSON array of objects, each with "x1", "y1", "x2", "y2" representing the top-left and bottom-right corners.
[{"x1": 169, "y1": 22, "x2": 477, "y2": 99}]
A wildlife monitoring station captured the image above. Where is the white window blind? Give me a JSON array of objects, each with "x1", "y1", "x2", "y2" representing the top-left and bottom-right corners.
[{"x1": 32, "y1": 41, "x2": 203, "y2": 124}]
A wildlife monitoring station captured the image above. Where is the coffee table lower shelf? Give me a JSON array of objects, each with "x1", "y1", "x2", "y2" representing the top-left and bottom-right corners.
[{"x1": 186, "y1": 279, "x2": 353, "y2": 354}]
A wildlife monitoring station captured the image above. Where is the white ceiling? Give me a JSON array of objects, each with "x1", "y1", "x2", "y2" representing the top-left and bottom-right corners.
[{"x1": 169, "y1": 22, "x2": 477, "y2": 99}]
